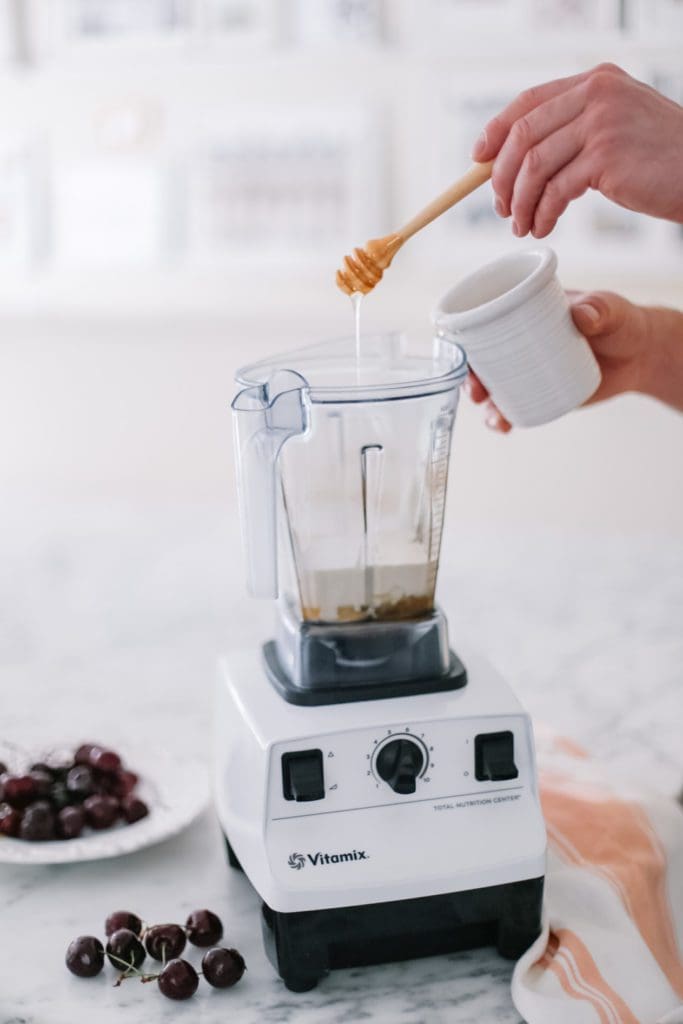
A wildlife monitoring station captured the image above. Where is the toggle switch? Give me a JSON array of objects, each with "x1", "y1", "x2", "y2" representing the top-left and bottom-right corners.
[
  {"x1": 281, "y1": 749, "x2": 325, "y2": 802},
  {"x1": 474, "y1": 731, "x2": 518, "y2": 782}
]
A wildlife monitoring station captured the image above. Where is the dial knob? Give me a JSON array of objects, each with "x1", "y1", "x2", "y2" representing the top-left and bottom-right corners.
[{"x1": 375, "y1": 739, "x2": 425, "y2": 794}]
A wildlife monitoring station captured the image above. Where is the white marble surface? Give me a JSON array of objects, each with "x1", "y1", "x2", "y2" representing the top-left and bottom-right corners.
[{"x1": 1, "y1": 497, "x2": 681, "y2": 1024}]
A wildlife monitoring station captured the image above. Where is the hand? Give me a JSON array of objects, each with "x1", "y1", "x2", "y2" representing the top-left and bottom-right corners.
[
  {"x1": 465, "y1": 290, "x2": 653, "y2": 432},
  {"x1": 471, "y1": 63, "x2": 683, "y2": 237}
]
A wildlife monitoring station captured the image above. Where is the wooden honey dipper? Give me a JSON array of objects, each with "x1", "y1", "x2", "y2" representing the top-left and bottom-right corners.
[{"x1": 336, "y1": 161, "x2": 494, "y2": 295}]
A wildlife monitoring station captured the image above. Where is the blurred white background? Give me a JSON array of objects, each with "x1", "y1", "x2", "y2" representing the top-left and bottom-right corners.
[{"x1": 0, "y1": 0, "x2": 681, "y2": 536}]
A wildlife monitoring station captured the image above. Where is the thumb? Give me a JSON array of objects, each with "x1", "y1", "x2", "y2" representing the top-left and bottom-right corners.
[{"x1": 570, "y1": 291, "x2": 627, "y2": 337}]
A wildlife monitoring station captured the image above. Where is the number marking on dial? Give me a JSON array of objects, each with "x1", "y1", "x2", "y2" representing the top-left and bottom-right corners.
[{"x1": 370, "y1": 732, "x2": 431, "y2": 790}]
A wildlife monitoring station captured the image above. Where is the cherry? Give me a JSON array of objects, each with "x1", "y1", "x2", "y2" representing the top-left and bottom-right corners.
[
  {"x1": 0, "y1": 802, "x2": 21, "y2": 837},
  {"x1": 4, "y1": 775, "x2": 37, "y2": 809},
  {"x1": 66, "y1": 936, "x2": 104, "y2": 978},
  {"x1": 110, "y1": 770, "x2": 138, "y2": 798},
  {"x1": 83, "y1": 794, "x2": 119, "y2": 830},
  {"x1": 57, "y1": 805, "x2": 85, "y2": 839},
  {"x1": 90, "y1": 748, "x2": 122, "y2": 775},
  {"x1": 202, "y1": 947, "x2": 246, "y2": 988},
  {"x1": 66, "y1": 765, "x2": 95, "y2": 800},
  {"x1": 74, "y1": 743, "x2": 97, "y2": 766},
  {"x1": 106, "y1": 928, "x2": 146, "y2": 971},
  {"x1": 50, "y1": 781, "x2": 70, "y2": 810},
  {"x1": 185, "y1": 909, "x2": 223, "y2": 947},
  {"x1": 29, "y1": 769, "x2": 53, "y2": 797},
  {"x1": 105, "y1": 911, "x2": 143, "y2": 938},
  {"x1": 19, "y1": 801, "x2": 56, "y2": 841},
  {"x1": 157, "y1": 959, "x2": 199, "y2": 1000},
  {"x1": 120, "y1": 795, "x2": 148, "y2": 824},
  {"x1": 145, "y1": 924, "x2": 186, "y2": 962}
]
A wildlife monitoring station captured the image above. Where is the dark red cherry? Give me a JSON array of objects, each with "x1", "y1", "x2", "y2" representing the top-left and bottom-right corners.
[
  {"x1": 185, "y1": 909, "x2": 223, "y2": 947},
  {"x1": 157, "y1": 959, "x2": 198, "y2": 1000},
  {"x1": 202, "y1": 946, "x2": 246, "y2": 988},
  {"x1": 106, "y1": 928, "x2": 145, "y2": 971},
  {"x1": 105, "y1": 911, "x2": 144, "y2": 938},
  {"x1": 66, "y1": 936, "x2": 104, "y2": 977},
  {"x1": 145, "y1": 924, "x2": 186, "y2": 962},
  {"x1": 120, "y1": 795, "x2": 148, "y2": 824}
]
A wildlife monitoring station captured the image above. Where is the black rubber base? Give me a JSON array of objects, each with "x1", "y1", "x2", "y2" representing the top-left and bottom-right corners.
[
  {"x1": 224, "y1": 836, "x2": 543, "y2": 993},
  {"x1": 262, "y1": 879, "x2": 544, "y2": 991}
]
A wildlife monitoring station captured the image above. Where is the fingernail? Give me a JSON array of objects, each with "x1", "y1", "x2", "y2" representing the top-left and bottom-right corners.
[
  {"x1": 493, "y1": 195, "x2": 505, "y2": 218},
  {"x1": 471, "y1": 130, "x2": 487, "y2": 158},
  {"x1": 485, "y1": 411, "x2": 501, "y2": 430},
  {"x1": 575, "y1": 302, "x2": 600, "y2": 326},
  {"x1": 512, "y1": 220, "x2": 521, "y2": 237}
]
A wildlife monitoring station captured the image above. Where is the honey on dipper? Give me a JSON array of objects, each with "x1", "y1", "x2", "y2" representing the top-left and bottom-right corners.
[
  {"x1": 335, "y1": 161, "x2": 493, "y2": 296},
  {"x1": 336, "y1": 234, "x2": 403, "y2": 295}
]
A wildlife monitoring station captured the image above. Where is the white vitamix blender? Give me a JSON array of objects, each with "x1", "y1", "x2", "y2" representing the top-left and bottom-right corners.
[{"x1": 214, "y1": 330, "x2": 546, "y2": 992}]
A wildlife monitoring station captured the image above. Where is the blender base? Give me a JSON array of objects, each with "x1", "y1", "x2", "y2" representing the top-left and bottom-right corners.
[
  {"x1": 253, "y1": 862, "x2": 543, "y2": 992},
  {"x1": 214, "y1": 647, "x2": 547, "y2": 992},
  {"x1": 225, "y1": 833, "x2": 543, "y2": 991}
]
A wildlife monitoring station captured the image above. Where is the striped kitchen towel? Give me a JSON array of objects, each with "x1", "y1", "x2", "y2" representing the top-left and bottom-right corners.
[{"x1": 512, "y1": 727, "x2": 683, "y2": 1024}]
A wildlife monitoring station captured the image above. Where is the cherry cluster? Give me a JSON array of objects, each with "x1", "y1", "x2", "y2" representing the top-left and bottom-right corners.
[
  {"x1": 66, "y1": 908, "x2": 245, "y2": 1001},
  {"x1": 0, "y1": 743, "x2": 148, "y2": 842}
]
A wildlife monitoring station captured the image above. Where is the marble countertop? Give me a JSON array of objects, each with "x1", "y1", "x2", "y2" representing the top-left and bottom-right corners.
[{"x1": 1, "y1": 499, "x2": 681, "y2": 1024}]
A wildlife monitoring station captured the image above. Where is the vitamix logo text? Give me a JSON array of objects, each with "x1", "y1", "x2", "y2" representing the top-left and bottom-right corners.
[{"x1": 288, "y1": 850, "x2": 368, "y2": 869}]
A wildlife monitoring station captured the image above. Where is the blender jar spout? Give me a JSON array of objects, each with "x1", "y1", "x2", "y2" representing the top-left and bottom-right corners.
[{"x1": 231, "y1": 370, "x2": 307, "y2": 598}]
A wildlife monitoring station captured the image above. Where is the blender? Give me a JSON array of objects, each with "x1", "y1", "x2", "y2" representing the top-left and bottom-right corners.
[{"x1": 214, "y1": 330, "x2": 546, "y2": 992}]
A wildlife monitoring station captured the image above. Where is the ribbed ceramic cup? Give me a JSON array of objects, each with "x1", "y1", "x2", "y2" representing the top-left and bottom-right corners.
[{"x1": 432, "y1": 247, "x2": 601, "y2": 427}]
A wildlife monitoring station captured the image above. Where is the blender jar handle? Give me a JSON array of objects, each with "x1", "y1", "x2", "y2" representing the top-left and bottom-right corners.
[{"x1": 231, "y1": 370, "x2": 307, "y2": 598}]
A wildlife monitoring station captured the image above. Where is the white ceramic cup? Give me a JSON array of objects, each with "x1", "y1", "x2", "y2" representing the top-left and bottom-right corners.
[{"x1": 432, "y1": 247, "x2": 601, "y2": 427}]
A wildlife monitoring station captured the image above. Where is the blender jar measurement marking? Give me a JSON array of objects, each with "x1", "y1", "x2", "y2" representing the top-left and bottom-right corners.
[{"x1": 426, "y1": 412, "x2": 454, "y2": 595}]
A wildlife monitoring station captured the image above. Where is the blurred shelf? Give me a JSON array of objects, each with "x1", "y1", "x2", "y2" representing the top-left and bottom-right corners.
[
  {"x1": 0, "y1": 37, "x2": 680, "y2": 83},
  {"x1": 0, "y1": 0, "x2": 678, "y2": 320}
]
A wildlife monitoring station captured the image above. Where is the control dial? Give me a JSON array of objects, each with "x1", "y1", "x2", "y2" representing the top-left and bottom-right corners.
[{"x1": 375, "y1": 738, "x2": 425, "y2": 795}]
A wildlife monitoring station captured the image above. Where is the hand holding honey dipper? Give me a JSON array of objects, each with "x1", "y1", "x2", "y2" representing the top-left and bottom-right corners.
[
  {"x1": 472, "y1": 63, "x2": 683, "y2": 239},
  {"x1": 337, "y1": 62, "x2": 683, "y2": 431},
  {"x1": 336, "y1": 161, "x2": 493, "y2": 296},
  {"x1": 467, "y1": 62, "x2": 683, "y2": 430}
]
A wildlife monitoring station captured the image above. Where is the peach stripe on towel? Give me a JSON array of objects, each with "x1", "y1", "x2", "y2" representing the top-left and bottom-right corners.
[
  {"x1": 540, "y1": 928, "x2": 640, "y2": 1024},
  {"x1": 541, "y1": 778, "x2": 683, "y2": 999}
]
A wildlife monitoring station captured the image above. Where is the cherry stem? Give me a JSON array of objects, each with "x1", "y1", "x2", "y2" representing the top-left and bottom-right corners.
[{"x1": 108, "y1": 953, "x2": 156, "y2": 986}]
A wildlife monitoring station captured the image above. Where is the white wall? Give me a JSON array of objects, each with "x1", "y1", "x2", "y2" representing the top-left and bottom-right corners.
[{"x1": 2, "y1": 306, "x2": 681, "y2": 536}]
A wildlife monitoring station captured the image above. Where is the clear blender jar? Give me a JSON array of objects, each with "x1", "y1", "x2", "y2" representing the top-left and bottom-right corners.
[{"x1": 232, "y1": 330, "x2": 468, "y2": 702}]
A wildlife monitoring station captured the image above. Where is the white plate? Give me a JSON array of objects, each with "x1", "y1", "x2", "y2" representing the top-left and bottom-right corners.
[{"x1": 0, "y1": 743, "x2": 209, "y2": 865}]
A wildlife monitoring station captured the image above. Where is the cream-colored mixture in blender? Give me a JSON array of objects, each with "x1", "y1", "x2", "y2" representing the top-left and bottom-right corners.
[{"x1": 300, "y1": 561, "x2": 438, "y2": 623}]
